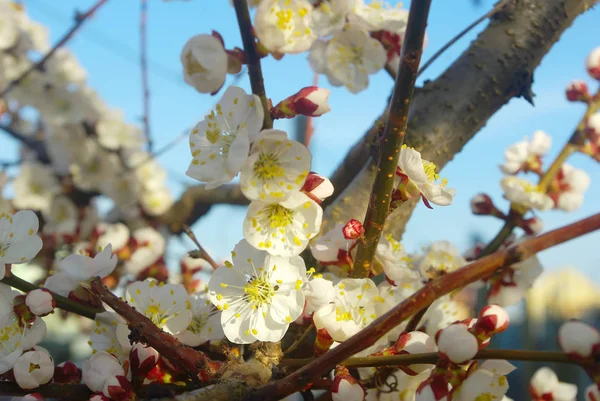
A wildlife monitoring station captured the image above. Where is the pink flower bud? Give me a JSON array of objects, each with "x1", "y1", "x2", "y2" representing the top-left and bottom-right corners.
[
  {"x1": 521, "y1": 217, "x2": 543, "y2": 236},
  {"x1": 393, "y1": 331, "x2": 437, "y2": 375},
  {"x1": 558, "y1": 320, "x2": 600, "y2": 358},
  {"x1": 331, "y1": 366, "x2": 364, "y2": 401},
  {"x1": 103, "y1": 375, "x2": 136, "y2": 401},
  {"x1": 25, "y1": 289, "x2": 55, "y2": 317},
  {"x1": 470, "y1": 193, "x2": 495, "y2": 216},
  {"x1": 54, "y1": 361, "x2": 82, "y2": 384},
  {"x1": 586, "y1": 47, "x2": 600, "y2": 80},
  {"x1": 475, "y1": 304, "x2": 510, "y2": 335},
  {"x1": 566, "y1": 80, "x2": 590, "y2": 102},
  {"x1": 82, "y1": 352, "x2": 125, "y2": 393},
  {"x1": 302, "y1": 172, "x2": 334, "y2": 202},
  {"x1": 436, "y1": 323, "x2": 479, "y2": 364},
  {"x1": 585, "y1": 384, "x2": 600, "y2": 401},
  {"x1": 130, "y1": 343, "x2": 159, "y2": 383},
  {"x1": 271, "y1": 86, "x2": 331, "y2": 119},
  {"x1": 89, "y1": 395, "x2": 111, "y2": 401},
  {"x1": 342, "y1": 219, "x2": 364, "y2": 240}
]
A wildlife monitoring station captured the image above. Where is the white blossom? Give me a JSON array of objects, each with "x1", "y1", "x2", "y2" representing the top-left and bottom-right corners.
[
  {"x1": 500, "y1": 130, "x2": 552, "y2": 174},
  {"x1": 311, "y1": 0, "x2": 359, "y2": 37},
  {"x1": 186, "y1": 86, "x2": 264, "y2": 189},
  {"x1": 0, "y1": 210, "x2": 43, "y2": 280},
  {"x1": 376, "y1": 234, "x2": 420, "y2": 285},
  {"x1": 125, "y1": 227, "x2": 166, "y2": 275},
  {"x1": 417, "y1": 241, "x2": 466, "y2": 279},
  {"x1": 558, "y1": 320, "x2": 600, "y2": 358},
  {"x1": 209, "y1": 240, "x2": 306, "y2": 344},
  {"x1": 436, "y1": 323, "x2": 478, "y2": 364},
  {"x1": 254, "y1": 0, "x2": 317, "y2": 54},
  {"x1": 529, "y1": 367, "x2": 577, "y2": 401},
  {"x1": 13, "y1": 349, "x2": 54, "y2": 389},
  {"x1": 176, "y1": 291, "x2": 224, "y2": 347},
  {"x1": 586, "y1": 46, "x2": 600, "y2": 80},
  {"x1": 554, "y1": 164, "x2": 591, "y2": 212},
  {"x1": 243, "y1": 192, "x2": 323, "y2": 256},
  {"x1": 500, "y1": 176, "x2": 553, "y2": 211},
  {"x1": 454, "y1": 360, "x2": 515, "y2": 401},
  {"x1": 96, "y1": 109, "x2": 145, "y2": 150},
  {"x1": 25, "y1": 289, "x2": 54, "y2": 316},
  {"x1": 304, "y1": 277, "x2": 336, "y2": 315},
  {"x1": 82, "y1": 351, "x2": 124, "y2": 393},
  {"x1": 352, "y1": 0, "x2": 409, "y2": 32},
  {"x1": 181, "y1": 34, "x2": 228, "y2": 94},
  {"x1": 0, "y1": 317, "x2": 46, "y2": 375},
  {"x1": 240, "y1": 129, "x2": 311, "y2": 202},
  {"x1": 310, "y1": 223, "x2": 354, "y2": 264},
  {"x1": 42, "y1": 196, "x2": 78, "y2": 236},
  {"x1": 12, "y1": 163, "x2": 60, "y2": 212}
]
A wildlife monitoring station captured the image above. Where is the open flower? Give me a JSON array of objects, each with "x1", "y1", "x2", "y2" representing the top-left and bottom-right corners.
[
  {"x1": 548, "y1": 164, "x2": 591, "y2": 212},
  {"x1": 0, "y1": 317, "x2": 46, "y2": 375},
  {"x1": 12, "y1": 163, "x2": 60, "y2": 212},
  {"x1": 313, "y1": 278, "x2": 378, "y2": 342},
  {"x1": 396, "y1": 146, "x2": 456, "y2": 207},
  {"x1": 325, "y1": 24, "x2": 386, "y2": 93},
  {"x1": 454, "y1": 360, "x2": 515, "y2": 401},
  {"x1": 186, "y1": 86, "x2": 264, "y2": 189},
  {"x1": 254, "y1": 0, "x2": 316, "y2": 54},
  {"x1": 176, "y1": 291, "x2": 224, "y2": 347},
  {"x1": 243, "y1": 192, "x2": 323, "y2": 256},
  {"x1": 0, "y1": 210, "x2": 43, "y2": 280},
  {"x1": 310, "y1": 0, "x2": 358, "y2": 36},
  {"x1": 500, "y1": 176, "x2": 553, "y2": 211},
  {"x1": 42, "y1": 196, "x2": 78, "y2": 236},
  {"x1": 240, "y1": 129, "x2": 311, "y2": 202},
  {"x1": 181, "y1": 34, "x2": 228, "y2": 94},
  {"x1": 529, "y1": 367, "x2": 577, "y2": 401},
  {"x1": 208, "y1": 240, "x2": 306, "y2": 344},
  {"x1": 500, "y1": 131, "x2": 552, "y2": 174},
  {"x1": 417, "y1": 241, "x2": 466, "y2": 279},
  {"x1": 13, "y1": 349, "x2": 54, "y2": 390},
  {"x1": 376, "y1": 234, "x2": 420, "y2": 285}
]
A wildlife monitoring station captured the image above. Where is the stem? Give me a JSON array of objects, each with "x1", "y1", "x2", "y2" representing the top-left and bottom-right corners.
[
  {"x1": 232, "y1": 0, "x2": 273, "y2": 129},
  {"x1": 140, "y1": 0, "x2": 152, "y2": 151},
  {"x1": 417, "y1": 0, "x2": 513, "y2": 76},
  {"x1": 404, "y1": 303, "x2": 429, "y2": 333},
  {"x1": 351, "y1": 0, "x2": 432, "y2": 278},
  {"x1": 479, "y1": 220, "x2": 515, "y2": 257},
  {"x1": 0, "y1": 0, "x2": 110, "y2": 98},
  {"x1": 1, "y1": 274, "x2": 103, "y2": 320},
  {"x1": 183, "y1": 225, "x2": 220, "y2": 270},
  {"x1": 280, "y1": 349, "x2": 575, "y2": 369},
  {"x1": 89, "y1": 277, "x2": 222, "y2": 379},
  {"x1": 250, "y1": 213, "x2": 600, "y2": 400},
  {"x1": 284, "y1": 324, "x2": 314, "y2": 356}
]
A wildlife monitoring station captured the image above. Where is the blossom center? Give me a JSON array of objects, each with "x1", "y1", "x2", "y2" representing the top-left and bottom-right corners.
[
  {"x1": 188, "y1": 314, "x2": 209, "y2": 334},
  {"x1": 422, "y1": 160, "x2": 439, "y2": 182},
  {"x1": 145, "y1": 304, "x2": 169, "y2": 327},
  {"x1": 185, "y1": 51, "x2": 207, "y2": 75},
  {"x1": 265, "y1": 204, "x2": 294, "y2": 228},
  {"x1": 275, "y1": 9, "x2": 294, "y2": 31},
  {"x1": 474, "y1": 393, "x2": 493, "y2": 401},
  {"x1": 253, "y1": 153, "x2": 284, "y2": 180},
  {"x1": 244, "y1": 275, "x2": 274, "y2": 307}
]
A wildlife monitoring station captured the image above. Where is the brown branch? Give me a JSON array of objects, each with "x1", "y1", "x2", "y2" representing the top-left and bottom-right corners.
[
  {"x1": 321, "y1": 0, "x2": 598, "y2": 241},
  {"x1": 0, "y1": 124, "x2": 51, "y2": 164},
  {"x1": 280, "y1": 349, "x2": 576, "y2": 369},
  {"x1": 89, "y1": 277, "x2": 222, "y2": 380},
  {"x1": 351, "y1": 0, "x2": 432, "y2": 278},
  {"x1": 404, "y1": 303, "x2": 430, "y2": 333},
  {"x1": 183, "y1": 224, "x2": 220, "y2": 270},
  {"x1": 140, "y1": 0, "x2": 152, "y2": 151},
  {"x1": 232, "y1": 0, "x2": 273, "y2": 129},
  {"x1": 249, "y1": 212, "x2": 600, "y2": 400},
  {"x1": 0, "y1": 0, "x2": 110, "y2": 98}
]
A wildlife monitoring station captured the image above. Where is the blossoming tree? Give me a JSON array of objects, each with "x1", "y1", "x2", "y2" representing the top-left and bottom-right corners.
[{"x1": 0, "y1": 0, "x2": 600, "y2": 400}]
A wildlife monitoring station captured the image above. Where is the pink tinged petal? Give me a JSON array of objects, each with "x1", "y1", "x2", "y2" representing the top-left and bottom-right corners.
[{"x1": 530, "y1": 367, "x2": 559, "y2": 397}]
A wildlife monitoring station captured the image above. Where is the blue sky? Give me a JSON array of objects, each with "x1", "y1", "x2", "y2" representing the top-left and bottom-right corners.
[{"x1": 9, "y1": 0, "x2": 600, "y2": 281}]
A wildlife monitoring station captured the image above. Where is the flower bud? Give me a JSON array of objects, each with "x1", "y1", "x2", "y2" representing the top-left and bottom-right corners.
[
  {"x1": 54, "y1": 361, "x2": 82, "y2": 384},
  {"x1": 416, "y1": 376, "x2": 450, "y2": 401},
  {"x1": 470, "y1": 193, "x2": 503, "y2": 217},
  {"x1": 12, "y1": 295, "x2": 36, "y2": 325},
  {"x1": 271, "y1": 86, "x2": 331, "y2": 119},
  {"x1": 103, "y1": 375, "x2": 136, "y2": 401},
  {"x1": 226, "y1": 48, "x2": 244, "y2": 75},
  {"x1": 13, "y1": 350, "x2": 54, "y2": 390},
  {"x1": 474, "y1": 304, "x2": 510, "y2": 336},
  {"x1": 313, "y1": 328, "x2": 334, "y2": 356},
  {"x1": 180, "y1": 34, "x2": 228, "y2": 94},
  {"x1": 25, "y1": 289, "x2": 55, "y2": 317},
  {"x1": 436, "y1": 323, "x2": 479, "y2": 364},
  {"x1": 520, "y1": 217, "x2": 543, "y2": 236},
  {"x1": 566, "y1": 80, "x2": 590, "y2": 102},
  {"x1": 82, "y1": 352, "x2": 125, "y2": 393},
  {"x1": 394, "y1": 331, "x2": 437, "y2": 375},
  {"x1": 302, "y1": 172, "x2": 334, "y2": 202},
  {"x1": 331, "y1": 366, "x2": 365, "y2": 401},
  {"x1": 586, "y1": 113, "x2": 600, "y2": 145},
  {"x1": 89, "y1": 395, "x2": 111, "y2": 401},
  {"x1": 342, "y1": 219, "x2": 364, "y2": 240},
  {"x1": 585, "y1": 384, "x2": 600, "y2": 401},
  {"x1": 586, "y1": 47, "x2": 600, "y2": 80},
  {"x1": 304, "y1": 278, "x2": 335, "y2": 315},
  {"x1": 130, "y1": 343, "x2": 159, "y2": 385},
  {"x1": 558, "y1": 320, "x2": 600, "y2": 358}
]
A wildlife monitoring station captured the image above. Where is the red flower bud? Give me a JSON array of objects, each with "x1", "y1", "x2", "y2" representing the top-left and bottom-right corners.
[
  {"x1": 342, "y1": 219, "x2": 364, "y2": 240},
  {"x1": 54, "y1": 361, "x2": 82, "y2": 384},
  {"x1": 103, "y1": 375, "x2": 137, "y2": 401},
  {"x1": 130, "y1": 344, "x2": 159, "y2": 387},
  {"x1": 566, "y1": 80, "x2": 590, "y2": 102},
  {"x1": 271, "y1": 87, "x2": 331, "y2": 119}
]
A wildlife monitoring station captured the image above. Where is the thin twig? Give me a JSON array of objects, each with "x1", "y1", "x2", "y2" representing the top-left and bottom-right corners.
[
  {"x1": 183, "y1": 224, "x2": 220, "y2": 270},
  {"x1": 284, "y1": 324, "x2": 314, "y2": 356},
  {"x1": 280, "y1": 349, "x2": 577, "y2": 369},
  {"x1": 1, "y1": 274, "x2": 103, "y2": 320},
  {"x1": 417, "y1": 0, "x2": 513, "y2": 76},
  {"x1": 89, "y1": 277, "x2": 222, "y2": 379},
  {"x1": 351, "y1": 0, "x2": 432, "y2": 278},
  {"x1": 140, "y1": 0, "x2": 152, "y2": 151},
  {"x1": 0, "y1": 0, "x2": 110, "y2": 98},
  {"x1": 250, "y1": 212, "x2": 600, "y2": 400},
  {"x1": 404, "y1": 303, "x2": 429, "y2": 333},
  {"x1": 0, "y1": 124, "x2": 51, "y2": 163},
  {"x1": 232, "y1": 0, "x2": 273, "y2": 129}
]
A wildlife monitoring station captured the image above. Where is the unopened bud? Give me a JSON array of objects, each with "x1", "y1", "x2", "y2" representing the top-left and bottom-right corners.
[
  {"x1": 558, "y1": 320, "x2": 600, "y2": 358},
  {"x1": 130, "y1": 344, "x2": 160, "y2": 386},
  {"x1": 586, "y1": 47, "x2": 600, "y2": 80},
  {"x1": 470, "y1": 193, "x2": 503, "y2": 218},
  {"x1": 520, "y1": 217, "x2": 543, "y2": 236},
  {"x1": 103, "y1": 375, "x2": 136, "y2": 401},
  {"x1": 436, "y1": 323, "x2": 479, "y2": 364},
  {"x1": 271, "y1": 86, "x2": 331, "y2": 119},
  {"x1": 473, "y1": 304, "x2": 510, "y2": 337},
  {"x1": 89, "y1": 395, "x2": 111, "y2": 401},
  {"x1": 13, "y1": 295, "x2": 36, "y2": 325},
  {"x1": 566, "y1": 80, "x2": 590, "y2": 102},
  {"x1": 342, "y1": 219, "x2": 364, "y2": 240},
  {"x1": 393, "y1": 331, "x2": 437, "y2": 375},
  {"x1": 313, "y1": 328, "x2": 334, "y2": 356},
  {"x1": 26, "y1": 289, "x2": 55, "y2": 317},
  {"x1": 54, "y1": 361, "x2": 82, "y2": 384},
  {"x1": 331, "y1": 366, "x2": 364, "y2": 401},
  {"x1": 226, "y1": 48, "x2": 244, "y2": 75},
  {"x1": 301, "y1": 172, "x2": 334, "y2": 203},
  {"x1": 416, "y1": 376, "x2": 450, "y2": 401}
]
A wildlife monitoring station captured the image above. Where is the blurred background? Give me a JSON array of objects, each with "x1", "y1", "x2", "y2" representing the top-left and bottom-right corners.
[{"x1": 2, "y1": 0, "x2": 600, "y2": 399}]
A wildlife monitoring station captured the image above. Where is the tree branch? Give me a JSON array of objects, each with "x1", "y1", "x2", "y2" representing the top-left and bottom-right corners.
[
  {"x1": 0, "y1": 0, "x2": 110, "y2": 98},
  {"x1": 0, "y1": 124, "x2": 51, "y2": 164},
  {"x1": 248, "y1": 212, "x2": 600, "y2": 400},
  {"x1": 88, "y1": 277, "x2": 222, "y2": 380},
  {"x1": 140, "y1": 0, "x2": 152, "y2": 151},
  {"x1": 321, "y1": 0, "x2": 599, "y2": 241},
  {"x1": 351, "y1": 0, "x2": 432, "y2": 278},
  {"x1": 232, "y1": 0, "x2": 273, "y2": 129}
]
